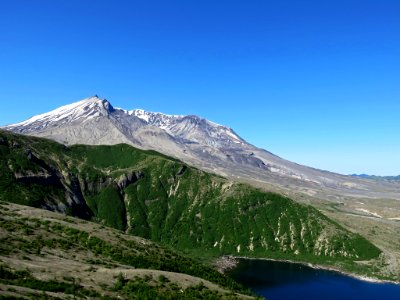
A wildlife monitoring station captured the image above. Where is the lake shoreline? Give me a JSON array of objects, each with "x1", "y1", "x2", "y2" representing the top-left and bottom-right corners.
[{"x1": 216, "y1": 255, "x2": 400, "y2": 286}]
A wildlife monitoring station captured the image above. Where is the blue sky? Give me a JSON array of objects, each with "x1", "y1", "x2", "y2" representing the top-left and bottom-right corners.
[{"x1": 1, "y1": 0, "x2": 399, "y2": 175}]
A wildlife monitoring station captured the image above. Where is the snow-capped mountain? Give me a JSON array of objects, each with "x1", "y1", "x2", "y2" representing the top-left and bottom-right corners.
[
  {"x1": 128, "y1": 108, "x2": 245, "y2": 147},
  {"x1": 3, "y1": 96, "x2": 400, "y2": 202},
  {"x1": 6, "y1": 97, "x2": 114, "y2": 133},
  {"x1": 7, "y1": 96, "x2": 244, "y2": 149}
]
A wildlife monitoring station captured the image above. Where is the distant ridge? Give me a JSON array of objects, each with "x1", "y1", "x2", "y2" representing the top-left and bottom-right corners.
[{"x1": 351, "y1": 174, "x2": 400, "y2": 181}]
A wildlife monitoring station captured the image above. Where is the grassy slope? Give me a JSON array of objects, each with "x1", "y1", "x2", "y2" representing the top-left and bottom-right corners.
[
  {"x1": 0, "y1": 131, "x2": 387, "y2": 280},
  {"x1": 0, "y1": 201, "x2": 255, "y2": 299}
]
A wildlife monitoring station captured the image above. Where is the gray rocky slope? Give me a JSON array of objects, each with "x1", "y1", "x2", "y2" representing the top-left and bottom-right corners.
[{"x1": 3, "y1": 96, "x2": 400, "y2": 202}]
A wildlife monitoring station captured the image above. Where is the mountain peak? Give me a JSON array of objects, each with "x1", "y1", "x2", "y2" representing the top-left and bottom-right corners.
[
  {"x1": 81, "y1": 95, "x2": 112, "y2": 106},
  {"x1": 3, "y1": 96, "x2": 244, "y2": 147},
  {"x1": 4, "y1": 96, "x2": 114, "y2": 133}
]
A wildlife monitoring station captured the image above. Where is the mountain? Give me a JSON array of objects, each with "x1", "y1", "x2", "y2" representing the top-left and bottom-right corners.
[
  {"x1": 351, "y1": 174, "x2": 400, "y2": 181},
  {"x1": 4, "y1": 96, "x2": 245, "y2": 148},
  {"x1": 0, "y1": 130, "x2": 389, "y2": 282},
  {"x1": 0, "y1": 201, "x2": 253, "y2": 299},
  {"x1": 3, "y1": 96, "x2": 400, "y2": 203}
]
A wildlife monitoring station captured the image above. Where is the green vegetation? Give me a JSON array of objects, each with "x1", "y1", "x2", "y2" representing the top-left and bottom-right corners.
[
  {"x1": 0, "y1": 131, "x2": 383, "y2": 281},
  {"x1": 0, "y1": 264, "x2": 99, "y2": 297},
  {"x1": 111, "y1": 273, "x2": 254, "y2": 300},
  {"x1": 0, "y1": 202, "x2": 251, "y2": 298},
  {"x1": 87, "y1": 186, "x2": 127, "y2": 230}
]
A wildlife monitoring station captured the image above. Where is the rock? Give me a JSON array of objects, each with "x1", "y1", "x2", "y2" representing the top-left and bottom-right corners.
[
  {"x1": 214, "y1": 256, "x2": 238, "y2": 273},
  {"x1": 24, "y1": 149, "x2": 33, "y2": 160},
  {"x1": 117, "y1": 171, "x2": 144, "y2": 190},
  {"x1": 11, "y1": 140, "x2": 20, "y2": 148},
  {"x1": 177, "y1": 165, "x2": 187, "y2": 176}
]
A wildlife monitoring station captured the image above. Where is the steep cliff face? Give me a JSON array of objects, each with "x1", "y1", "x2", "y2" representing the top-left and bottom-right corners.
[
  {"x1": 0, "y1": 136, "x2": 89, "y2": 218},
  {"x1": 0, "y1": 130, "x2": 381, "y2": 264}
]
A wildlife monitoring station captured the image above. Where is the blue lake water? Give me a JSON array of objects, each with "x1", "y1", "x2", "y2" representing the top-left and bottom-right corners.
[{"x1": 228, "y1": 259, "x2": 400, "y2": 300}]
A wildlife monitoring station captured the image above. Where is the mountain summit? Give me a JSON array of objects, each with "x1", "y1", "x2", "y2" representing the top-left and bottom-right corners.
[
  {"x1": 3, "y1": 96, "x2": 400, "y2": 201},
  {"x1": 6, "y1": 96, "x2": 244, "y2": 149},
  {"x1": 6, "y1": 96, "x2": 114, "y2": 133}
]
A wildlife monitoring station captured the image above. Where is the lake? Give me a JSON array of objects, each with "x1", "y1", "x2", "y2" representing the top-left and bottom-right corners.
[{"x1": 228, "y1": 259, "x2": 400, "y2": 300}]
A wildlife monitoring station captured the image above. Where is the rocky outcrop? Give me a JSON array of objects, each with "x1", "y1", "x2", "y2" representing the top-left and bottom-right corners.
[
  {"x1": 79, "y1": 176, "x2": 114, "y2": 195},
  {"x1": 14, "y1": 149, "x2": 64, "y2": 188},
  {"x1": 10, "y1": 148, "x2": 92, "y2": 219},
  {"x1": 0, "y1": 136, "x2": 7, "y2": 145},
  {"x1": 117, "y1": 171, "x2": 144, "y2": 191},
  {"x1": 63, "y1": 172, "x2": 93, "y2": 220}
]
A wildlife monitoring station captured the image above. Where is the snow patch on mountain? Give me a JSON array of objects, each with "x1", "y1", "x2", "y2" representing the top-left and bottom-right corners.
[
  {"x1": 119, "y1": 107, "x2": 244, "y2": 146},
  {"x1": 5, "y1": 96, "x2": 112, "y2": 133},
  {"x1": 3, "y1": 96, "x2": 244, "y2": 147}
]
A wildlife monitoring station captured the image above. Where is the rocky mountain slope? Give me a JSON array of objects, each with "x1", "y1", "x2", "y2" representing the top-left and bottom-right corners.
[
  {"x1": 0, "y1": 130, "x2": 387, "y2": 282},
  {"x1": 0, "y1": 201, "x2": 254, "y2": 299},
  {"x1": 3, "y1": 96, "x2": 400, "y2": 203}
]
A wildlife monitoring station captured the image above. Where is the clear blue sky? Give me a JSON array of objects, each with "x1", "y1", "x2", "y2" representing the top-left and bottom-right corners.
[{"x1": 1, "y1": 0, "x2": 399, "y2": 175}]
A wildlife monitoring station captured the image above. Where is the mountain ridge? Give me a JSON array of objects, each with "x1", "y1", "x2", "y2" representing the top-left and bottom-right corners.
[
  {"x1": 351, "y1": 174, "x2": 400, "y2": 181},
  {"x1": 5, "y1": 96, "x2": 244, "y2": 147},
  {"x1": 3, "y1": 96, "x2": 400, "y2": 203}
]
